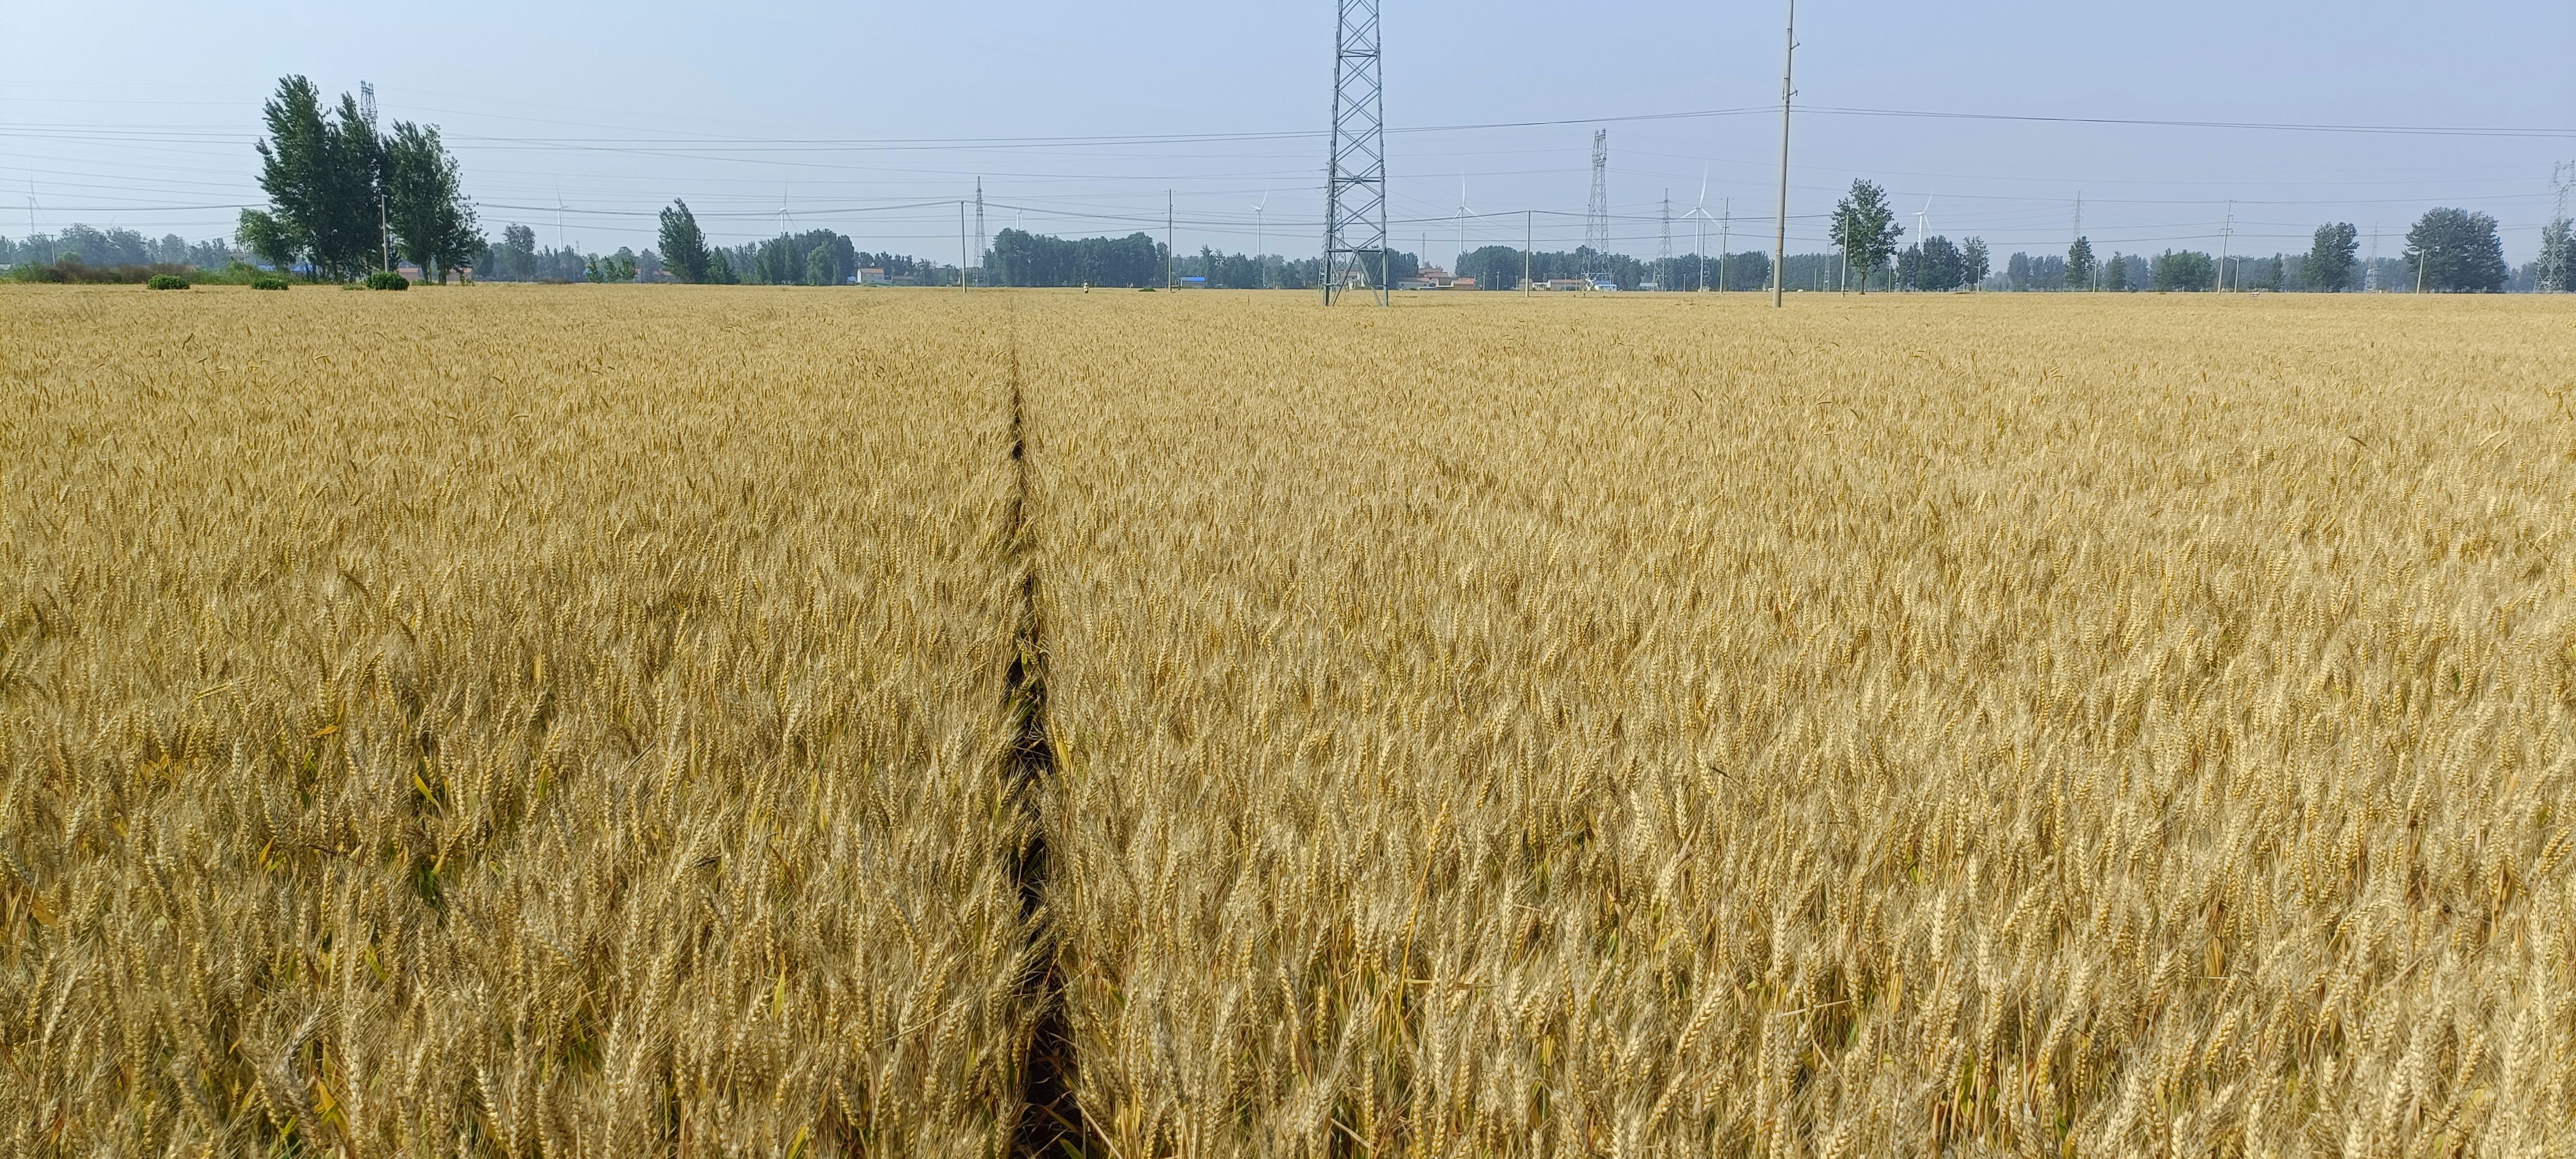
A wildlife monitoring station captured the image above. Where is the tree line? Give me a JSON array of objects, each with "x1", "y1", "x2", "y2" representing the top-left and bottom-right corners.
[
  {"x1": 1829, "y1": 178, "x2": 2554, "y2": 293},
  {"x1": 0, "y1": 227, "x2": 236, "y2": 270},
  {"x1": 208, "y1": 74, "x2": 2576, "y2": 295}
]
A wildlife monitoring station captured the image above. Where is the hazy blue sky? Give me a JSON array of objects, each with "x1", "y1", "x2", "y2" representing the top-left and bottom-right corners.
[{"x1": 7, "y1": 1, "x2": 2572, "y2": 265}]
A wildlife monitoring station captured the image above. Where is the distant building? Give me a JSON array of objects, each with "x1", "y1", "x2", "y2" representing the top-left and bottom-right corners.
[
  {"x1": 855, "y1": 267, "x2": 889, "y2": 285},
  {"x1": 1399, "y1": 264, "x2": 1477, "y2": 290}
]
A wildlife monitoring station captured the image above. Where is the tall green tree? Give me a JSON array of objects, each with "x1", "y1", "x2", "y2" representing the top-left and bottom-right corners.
[
  {"x1": 2065, "y1": 237, "x2": 2096, "y2": 289},
  {"x1": 240, "y1": 76, "x2": 345, "y2": 277},
  {"x1": 1828, "y1": 180, "x2": 1902, "y2": 291},
  {"x1": 1960, "y1": 237, "x2": 1990, "y2": 289},
  {"x1": 326, "y1": 89, "x2": 387, "y2": 275},
  {"x1": 657, "y1": 199, "x2": 711, "y2": 283},
  {"x1": 383, "y1": 120, "x2": 480, "y2": 282},
  {"x1": 2302, "y1": 222, "x2": 2358, "y2": 291},
  {"x1": 2406, "y1": 207, "x2": 2507, "y2": 293}
]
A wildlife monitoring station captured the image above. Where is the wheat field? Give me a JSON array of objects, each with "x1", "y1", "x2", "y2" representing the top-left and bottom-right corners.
[
  {"x1": 6, "y1": 285, "x2": 2574, "y2": 1157},
  {"x1": 2, "y1": 287, "x2": 1039, "y2": 1156}
]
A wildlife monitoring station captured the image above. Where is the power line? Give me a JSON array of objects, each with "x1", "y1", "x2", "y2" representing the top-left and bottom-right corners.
[{"x1": 15, "y1": 99, "x2": 2570, "y2": 155}]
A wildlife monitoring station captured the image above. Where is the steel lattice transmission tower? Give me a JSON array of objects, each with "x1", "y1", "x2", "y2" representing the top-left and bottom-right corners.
[
  {"x1": 1584, "y1": 130, "x2": 1609, "y2": 285},
  {"x1": 1658, "y1": 190, "x2": 1672, "y2": 290},
  {"x1": 1322, "y1": 0, "x2": 1388, "y2": 305},
  {"x1": 2541, "y1": 161, "x2": 2574, "y2": 293}
]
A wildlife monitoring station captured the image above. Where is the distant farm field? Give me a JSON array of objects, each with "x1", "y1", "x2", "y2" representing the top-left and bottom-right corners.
[{"x1": 6, "y1": 285, "x2": 2574, "y2": 1157}]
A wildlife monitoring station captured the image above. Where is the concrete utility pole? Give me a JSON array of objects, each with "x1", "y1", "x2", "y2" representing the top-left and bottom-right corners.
[
  {"x1": 974, "y1": 178, "x2": 985, "y2": 286},
  {"x1": 1166, "y1": 189, "x2": 1175, "y2": 289},
  {"x1": 959, "y1": 201, "x2": 970, "y2": 288},
  {"x1": 363, "y1": 82, "x2": 390, "y2": 272},
  {"x1": 1524, "y1": 210, "x2": 1532, "y2": 292},
  {"x1": 1770, "y1": 0, "x2": 1795, "y2": 308},
  {"x1": 1721, "y1": 198, "x2": 1731, "y2": 291}
]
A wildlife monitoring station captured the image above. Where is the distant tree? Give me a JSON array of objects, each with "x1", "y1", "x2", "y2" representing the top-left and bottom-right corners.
[
  {"x1": 2065, "y1": 237, "x2": 2096, "y2": 289},
  {"x1": 2406, "y1": 207, "x2": 2507, "y2": 292},
  {"x1": 2302, "y1": 223, "x2": 2359, "y2": 291},
  {"x1": 1456, "y1": 244, "x2": 1528, "y2": 290},
  {"x1": 2103, "y1": 254, "x2": 2129, "y2": 291},
  {"x1": 236, "y1": 210, "x2": 297, "y2": 272},
  {"x1": 484, "y1": 223, "x2": 538, "y2": 281},
  {"x1": 806, "y1": 244, "x2": 836, "y2": 286},
  {"x1": 1828, "y1": 180, "x2": 1902, "y2": 291},
  {"x1": 2258, "y1": 254, "x2": 2284, "y2": 291},
  {"x1": 2153, "y1": 250, "x2": 2216, "y2": 291},
  {"x1": 383, "y1": 120, "x2": 479, "y2": 281},
  {"x1": 1960, "y1": 237, "x2": 1989, "y2": 289},
  {"x1": 2005, "y1": 251, "x2": 2032, "y2": 290},
  {"x1": 706, "y1": 247, "x2": 736, "y2": 284},
  {"x1": 657, "y1": 199, "x2": 710, "y2": 283},
  {"x1": 1721, "y1": 250, "x2": 1770, "y2": 291},
  {"x1": 583, "y1": 250, "x2": 638, "y2": 283},
  {"x1": 989, "y1": 228, "x2": 1176, "y2": 287},
  {"x1": 1918, "y1": 236, "x2": 1965, "y2": 290}
]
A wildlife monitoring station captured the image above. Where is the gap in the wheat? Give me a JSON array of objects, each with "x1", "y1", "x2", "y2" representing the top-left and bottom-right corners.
[{"x1": 1005, "y1": 350, "x2": 1085, "y2": 1159}]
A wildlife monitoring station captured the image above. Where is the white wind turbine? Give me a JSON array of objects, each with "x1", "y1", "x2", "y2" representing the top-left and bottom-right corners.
[
  {"x1": 1251, "y1": 189, "x2": 1269, "y2": 288},
  {"x1": 1911, "y1": 197, "x2": 1933, "y2": 290},
  {"x1": 1680, "y1": 168, "x2": 1716, "y2": 290},
  {"x1": 1456, "y1": 177, "x2": 1472, "y2": 281}
]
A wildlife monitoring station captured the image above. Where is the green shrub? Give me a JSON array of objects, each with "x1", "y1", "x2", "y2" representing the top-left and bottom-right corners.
[
  {"x1": 364, "y1": 271, "x2": 410, "y2": 291},
  {"x1": 251, "y1": 276, "x2": 290, "y2": 291},
  {"x1": 147, "y1": 274, "x2": 191, "y2": 290}
]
